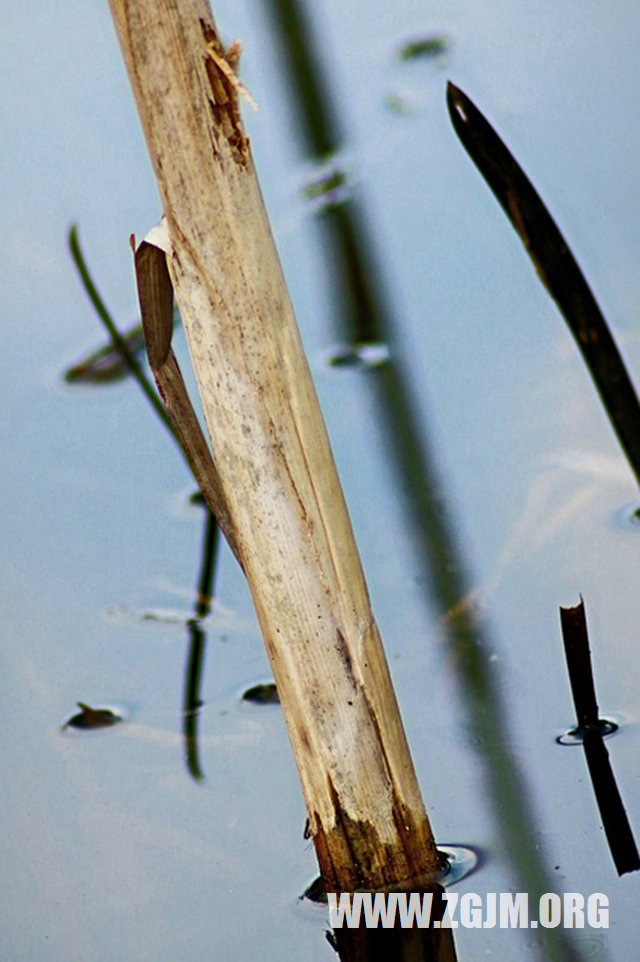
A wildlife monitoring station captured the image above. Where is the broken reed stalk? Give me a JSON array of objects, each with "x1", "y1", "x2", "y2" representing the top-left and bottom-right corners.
[
  {"x1": 559, "y1": 598, "x2": 601, "y2": 731},
  {"x1": 107, "y1": 0, "x2": 443, "y2": 891}
]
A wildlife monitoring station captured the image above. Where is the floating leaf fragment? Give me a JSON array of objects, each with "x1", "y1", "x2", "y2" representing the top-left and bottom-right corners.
[
  {"x1": 242, "y1": 683, "x2": 280, "y2": 705},
  {"x1": 397, "y1": 35, "x2": 449, "y2": 62},
  {"x1": 64, "y1": 702, "x2": 123, "y2": 731}
]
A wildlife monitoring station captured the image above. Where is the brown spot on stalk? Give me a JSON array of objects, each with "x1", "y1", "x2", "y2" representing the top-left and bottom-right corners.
[{"x1": 200, "y1": 19, "x2": 250, "y2": 167}]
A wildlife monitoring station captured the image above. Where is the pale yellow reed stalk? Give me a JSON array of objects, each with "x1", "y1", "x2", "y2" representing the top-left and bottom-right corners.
[{"x1": 109, "y1": 0, "x2": 443, "y2": 891}]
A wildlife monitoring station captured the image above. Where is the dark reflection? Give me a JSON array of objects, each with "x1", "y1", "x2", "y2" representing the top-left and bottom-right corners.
[
  {"x1": 182, "y1": 505, "x2": 219, "y2": 781},
  {"x1": 447, "y1": 83, "x2": 640, "y2": 488},
  {"x1": 582, "y1": 730, "x2": 640, "y2": 876},
  {"x1": 559, "y1": 599, "x2": 640, "y2": 876},
  {"x1": 328, "y1": 925, "x2": 456, "y2": 962},
  {"x1": 265, "y1": 2, "x2": 585, "y2": 959}
]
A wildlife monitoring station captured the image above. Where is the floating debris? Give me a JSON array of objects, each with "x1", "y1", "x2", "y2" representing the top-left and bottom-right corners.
[
  {"x1": 397, "y1": 35, "x2": 450, "y2": 62},
  {"x1": 300, "y1": 874, "x2": 327, "y2": 904},
  {"x1": 241, "y1": 682, "x2": 280, "y2": 705},
  {"x1": 63, "y1": 702, "x2": 123, "y2": 731}
]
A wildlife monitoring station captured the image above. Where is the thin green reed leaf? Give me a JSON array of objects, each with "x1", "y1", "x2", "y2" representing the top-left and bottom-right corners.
[
  {"x1": 68, "y1": 223, "x2": 173, "y2": 435},
  {"x1": 447, "y1": 82, "x2": 640, "y2": 487}
]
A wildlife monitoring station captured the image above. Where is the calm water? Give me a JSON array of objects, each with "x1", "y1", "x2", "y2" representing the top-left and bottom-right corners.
[{"x1": 2, "y1": 1, "x2": 640, "y2": 959}]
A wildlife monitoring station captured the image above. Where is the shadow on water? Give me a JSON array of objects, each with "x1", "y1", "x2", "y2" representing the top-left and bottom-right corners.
[{"x1": 264, "y1": 0, "x2": 589, "y2": 957}]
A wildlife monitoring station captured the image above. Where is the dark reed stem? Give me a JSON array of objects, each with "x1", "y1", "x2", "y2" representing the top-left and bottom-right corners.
[
  {"x1": 559, "y1": 599, "x2": 600, "y2": 730},
  {"x1": 447, "y1": 82, "x2": 640, "y2": 487}
]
